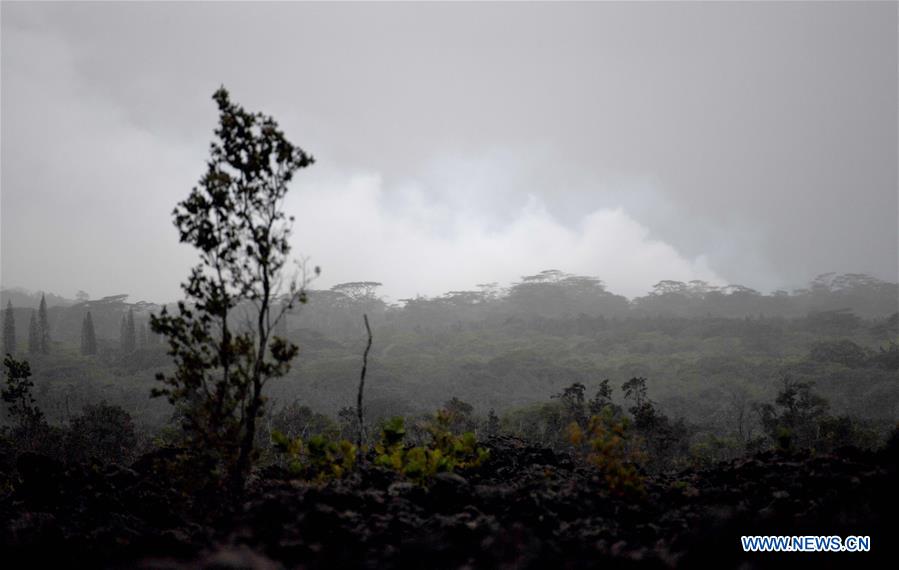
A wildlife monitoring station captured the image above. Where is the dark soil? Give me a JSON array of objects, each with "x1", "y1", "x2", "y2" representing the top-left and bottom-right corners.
[{"x1": 2, "y1": 437, "x2": 896, "y2": 569}]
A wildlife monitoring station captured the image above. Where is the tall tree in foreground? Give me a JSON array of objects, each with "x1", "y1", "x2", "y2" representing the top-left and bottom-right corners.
[
  {"x1": 3, "y1": 300, "x2": 15, "y2": 355},
  {"x1": 38, "y1": 294, "x2": 50, "y2": 353},
  {"x1": 81, "y1": 311, "x2": 97, "y2": 356},
  {"x1": 151, "y1": 87, "x2": 315, "y2": 493},
  {"x1": 28, "y1": 310, "x2": 40, "y2": 355}
]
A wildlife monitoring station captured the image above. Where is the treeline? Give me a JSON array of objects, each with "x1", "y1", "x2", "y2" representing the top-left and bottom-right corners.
[
  {"x1": 2, "y1": 271, "x2": 895, "y2": 350},
  {"x1": 1, "y1": 294, "x2": 163, "y2": 357},
  {"x1": 296, "y1": 271, "x2": 898, "y2": 338}
]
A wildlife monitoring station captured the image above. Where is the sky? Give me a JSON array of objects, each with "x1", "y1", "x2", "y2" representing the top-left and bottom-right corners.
[{"x1": 1, "y1": 1, "x2": 896, "y2": 304}]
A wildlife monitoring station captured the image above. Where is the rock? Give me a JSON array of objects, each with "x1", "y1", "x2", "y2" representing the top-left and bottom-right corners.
[
  {"x1": 433, "y1": 471, "x2": 469, "y2": 488},
  {"x1": 387, "y1": 481, "x2": 415, "y2": 497},
  {"x1": 200, "y1": 545, "x2": 282, "y2": 570}
]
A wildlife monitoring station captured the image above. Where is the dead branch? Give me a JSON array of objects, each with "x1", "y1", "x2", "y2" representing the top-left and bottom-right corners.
[{"x1": 357, "y1": 314, "x2": 373, "y2": 448}]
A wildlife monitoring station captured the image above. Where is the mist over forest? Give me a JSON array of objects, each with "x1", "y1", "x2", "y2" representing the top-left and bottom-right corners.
[
  {"x1": 1, "y1": 2, "x2": 897, "y2": 568},
  {"x1": 2, "y1": 270, "x2": 898, "y2": 429}
]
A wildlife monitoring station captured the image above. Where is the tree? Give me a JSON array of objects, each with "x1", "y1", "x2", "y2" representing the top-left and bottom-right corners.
[
  {"x1": 120, "y1": 308, "x2": 136, "y2": 353},
  {"x1": 553, "y1": 382, "x2": 587, "y2": 429},
  {"x1": 484, "y1": 408, "x2": 501, "y2": 437},
  {"x1": 66, "y1": 403, "x2": 137, "y2": 465},
  {"x1": 621, "y1": 377, "x2": 687, "y2": 470},
  {"x1": 441, "y1": 396, "x2": 475, "y2": 434},
  {"x1": 38, "y1": 293, "x2": 50, "y2": 353},
  {"x1": 755, "y1": 377, "x2": 829, "y2": 450},
  {"x1": 81, "y1": 311, "x2": 97, "y2": 355},
  {"x1": 2, "y1": 354, "x2": 43, "y2": 429},
  {"x1": 588, "y1": 379, "x2": 619, "y2": 416},
  {"x1": 150, "y1": 87, "x2": 315, "y2": 493},
  {"x1": 331, "y1": 281, "x2": 383, "y2": 302},
  {"x1": 330, "y1": 282, "x2": 386, "y2": 324},
  {"x1": 651, "y1": 280, "x2": 688, "y2": 296},
  {"x1": 507, "y1": 271, "x2": 627, "y2": 318},
  {"x1": 27, "y1": 310, "x2": 40, "y2": 355},
  {"x1": 3, "y1": 300, "x2": 15, "y2": 355},
  {"x1": 622, "y1": 377, "x2": 650, "y2": 411},
  {"x1": 272, "y1": 401, "x2": 337, "y2": 440}
]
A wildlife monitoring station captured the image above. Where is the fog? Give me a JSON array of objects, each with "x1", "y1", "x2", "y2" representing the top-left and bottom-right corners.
[{"x1": 2, "y1": 2, "x2": 896, "y2": 302}]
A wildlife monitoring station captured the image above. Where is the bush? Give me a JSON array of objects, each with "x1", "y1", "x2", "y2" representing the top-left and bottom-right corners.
[
  {"x1": 65, "y1": 402, "x2": 137, "y2": 465},
  {"x1": 568, "y1": 410, "x2": 645, "y2": 496},
  {"x1": 755, "y1": 377, "x2": 830, "y2": 450},
  {"x1": 689, "y1": 433, "x2": 744, "y2": 466},
  {"x1": 2, "y1": 355, "x2": 43, "y2": 429},
  {"x1": 271, "y1": 431, "x2": 356, "y2": 482},
  {"x1": 622, "y1": 377, "x2": 689, "y2": 470},
  {"x1": 374, "y1": 412, "x2": 489, "y2": 484},
  {"x1": 817, "y1": 415, "x2": 880, "y2": 452}
]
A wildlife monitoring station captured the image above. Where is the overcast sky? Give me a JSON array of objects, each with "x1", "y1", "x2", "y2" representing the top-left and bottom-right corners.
[{"x1": 2, "y1": 1, "x2": 896, "y2": 304}]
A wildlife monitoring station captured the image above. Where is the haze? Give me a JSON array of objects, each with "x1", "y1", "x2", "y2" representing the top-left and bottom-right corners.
[{"x1": 1, "y1": 1, "x2": 896, "y2": 303}]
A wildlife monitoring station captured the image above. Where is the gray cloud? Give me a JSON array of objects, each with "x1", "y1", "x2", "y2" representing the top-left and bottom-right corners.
[{"x1": 2, "y1": 2, "x2": 896, "y2": 302}]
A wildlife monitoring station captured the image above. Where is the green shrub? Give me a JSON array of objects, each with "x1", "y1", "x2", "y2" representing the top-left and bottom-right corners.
[
  {"x1": 271, "y1": 430, "x2": 356, "y2": 482},
  {"x1": 374, "y1": 412, "x2": 489, "y2": 484},
  {"x1": 568, "y1": 410, "x2": 645, "y2": 496}
]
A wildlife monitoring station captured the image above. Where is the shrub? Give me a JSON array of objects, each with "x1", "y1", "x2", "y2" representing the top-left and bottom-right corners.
[
  {"x1": 374, "y1": 413, "x2": 489, "y2": 484},
  {"x1": 2, "y1": 355, "x2": 43, "y2": 429},
  {"x1": 621, "y1": 377, "x2": 689, "y2": 470},
  {"x1": 689, "y1": 433, "x2": 744, "y2": 466},
  {"x1": 568, "y1": 409, "x2": 645, "y2": 496},
  {"x1": 817, "y1": 415, "x2": 880, "y2": 452},
  {"x1": 271, "y1": 430, "x2": 356, "y2": 482},
  {"x1": 755, "y1": 377, "x2": 829, "y2": 450},
  {"x1": 65, "y1": 402, "x2": 137, "y2": 465}
]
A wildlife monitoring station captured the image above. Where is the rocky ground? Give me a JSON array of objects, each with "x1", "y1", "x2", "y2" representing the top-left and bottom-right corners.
[{"x1": 1, "y1": 436, "x2": 896, "y2": 569}]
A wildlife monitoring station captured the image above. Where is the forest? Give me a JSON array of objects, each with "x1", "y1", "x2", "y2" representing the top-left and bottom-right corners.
[{"x1": 1, "y1": 89, "x2": 897, "y2": 569}]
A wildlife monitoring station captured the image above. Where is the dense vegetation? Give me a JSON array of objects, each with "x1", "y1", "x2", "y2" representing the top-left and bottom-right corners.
[{"x1": 2, "y1": 272, "x2": 895, "y2": 463}]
